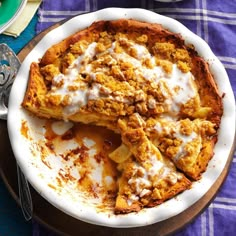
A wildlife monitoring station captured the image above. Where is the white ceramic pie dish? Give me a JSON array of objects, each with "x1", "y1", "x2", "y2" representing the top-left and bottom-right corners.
[{"x1": 7, "y1": 8, "x2": 235, "y2": 228}]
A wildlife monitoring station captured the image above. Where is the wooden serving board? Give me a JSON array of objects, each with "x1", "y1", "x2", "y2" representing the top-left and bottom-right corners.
[{"x1": 0, "y1": 19, "x2": 235, "y2": 236}]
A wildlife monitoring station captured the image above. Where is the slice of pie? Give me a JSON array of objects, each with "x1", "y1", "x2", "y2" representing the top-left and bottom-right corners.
[
  {"x1": 146, "y1": 118, "x2": 218, "y2": 180},
  {"x1": 21, "y1": 19, "x2": 223, "y2": 214},
  {"x1": 113, "y1": 116, "x2": 191, "y2": 214}
]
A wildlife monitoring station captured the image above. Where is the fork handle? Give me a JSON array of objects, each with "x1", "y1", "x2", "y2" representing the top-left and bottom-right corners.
[{"x1": 17, "y1": 164, "x2": 33, "y2": 221}]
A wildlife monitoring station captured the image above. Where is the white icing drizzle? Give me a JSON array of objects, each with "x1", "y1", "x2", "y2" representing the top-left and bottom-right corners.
[{"x1": 162, "y1": 65, "x2": 196, "y2": 114}]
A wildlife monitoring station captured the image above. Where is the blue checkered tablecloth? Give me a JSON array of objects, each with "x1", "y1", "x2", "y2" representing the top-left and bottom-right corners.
[{"x1": 0, "y1": 0, "x2": 236, "y2": 235}]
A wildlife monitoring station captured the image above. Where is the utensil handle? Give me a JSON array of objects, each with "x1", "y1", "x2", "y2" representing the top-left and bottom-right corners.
[{"x1": 17, "y1": 164, "x2": 33, "y2": 221}]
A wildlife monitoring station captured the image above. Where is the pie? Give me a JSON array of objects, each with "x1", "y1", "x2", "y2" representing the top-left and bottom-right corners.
[{"x1": 22, "y1": 19, "x2": 223, "y2": 214}]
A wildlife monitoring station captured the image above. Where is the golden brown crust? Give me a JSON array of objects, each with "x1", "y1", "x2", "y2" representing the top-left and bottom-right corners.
[
  {"x1": 23, "y1": 63, "x2": 51, "y2": 118},
  {"x1": 191, "y1": 57, "x2": 223, "y2": 127},
  {"x1": 22, "y1": 18, "x2": 223, "y2": 214}
]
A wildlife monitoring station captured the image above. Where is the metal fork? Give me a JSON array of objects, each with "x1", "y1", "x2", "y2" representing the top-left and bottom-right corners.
[{"x1": 0, "y1": 43, "x2": 33, "y2": 221}]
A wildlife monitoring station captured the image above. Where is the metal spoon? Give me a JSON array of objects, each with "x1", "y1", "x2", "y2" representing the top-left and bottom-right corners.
[{"x1": 0, "y1": 43, "x2": 33, "y2": 221}]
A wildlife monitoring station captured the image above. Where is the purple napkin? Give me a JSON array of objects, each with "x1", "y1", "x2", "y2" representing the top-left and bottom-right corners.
[
  {"x1": 35, "y1": 1, "x2": 236, "y2": 235},
  {"x1": 36, "y1": 0, "x2": 144, "y2": 33}
]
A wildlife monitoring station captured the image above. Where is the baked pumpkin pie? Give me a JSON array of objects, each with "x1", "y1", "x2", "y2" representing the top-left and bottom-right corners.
[{"x1": 22, "y1": 19, "x2": 223, "y2": 214}]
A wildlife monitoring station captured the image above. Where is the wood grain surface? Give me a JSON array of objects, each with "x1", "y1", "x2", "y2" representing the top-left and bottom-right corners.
[{"x1": 0, "y1": 19, "x2": 235, "y2": 236}]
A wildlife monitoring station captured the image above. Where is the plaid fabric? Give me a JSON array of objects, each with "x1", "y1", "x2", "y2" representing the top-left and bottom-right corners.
[{"x1": 36, "y1": 1, "x2": 236, "y2": 235}]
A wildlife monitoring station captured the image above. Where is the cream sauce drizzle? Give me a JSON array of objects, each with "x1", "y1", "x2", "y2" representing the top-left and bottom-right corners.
[{"x1": 127, "y1": 152, "x2": 181, "y2": 204}]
